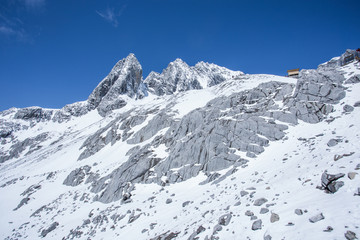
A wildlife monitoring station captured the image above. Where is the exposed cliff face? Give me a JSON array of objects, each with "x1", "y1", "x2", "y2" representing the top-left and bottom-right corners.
[
  {"x1": 87, "y1": 53, "x2": 147, "y2": 116},
  {"x1": 1, "y1": 50, "x2": 360, "y2": 240}
]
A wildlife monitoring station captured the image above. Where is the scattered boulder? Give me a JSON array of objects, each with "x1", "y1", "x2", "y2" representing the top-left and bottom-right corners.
[
  {"x1": 327, "y1": 139, "x2": 340, "y2": 147},
  {"x1": 264, "y1": 235, "x2": 272, "y2": 240},
  {"x1": 128, "y1": 212, "x2": 141, "y2": 223},
  {"x1": 354, "y1": 101, "x2": 360, "y2": 107},
  {"x1": 270, "y1": 213, "x2": 279, "y2": 223},
  {"x1": 345, "y1": 230, "x2": 357, "y2": 240},
  {"x1": 354, "y1": 188, "x2": 360, "y2": 196},
  {"x1": 213, "y1": 224, "x2": 223, "y2": 233},
  {"x1": 251, "y1": 219, "x2": 262, "y2": 231},
  {"x1": 309, "y1": 213, "x2": 324, "y2": 223},
  {"x1": 234, "y1": 201, "x2": 241, "y2": 206},
  {"x1": 323, "y1": 226, "x2": 333, "y2": 232},
  {"x1": 260, "y1": 208, "x2": 269, "y2": 214},
  {"x1": 295, "y1": 209, "x2": 303, "y2": 215},
  {"x1": 321, "y1": 171, "x2": 345, "y2": 193},
  {"x1": 46, "y1": 172, "x2": 56, "y2": 180},
  {"x1": 149, "y1": 223, "x2": 157, "y2": 230},
  {"x1": 182, "y1": 201, "x2": 191, "y2": 207},
  {"x1": 348, "y1": 172, "x2": 357, "y2": 180},
  {"x1": 40, "y1": 222, "x2": 59, "y2": 237},
  {"x1": 150, "y1": 231, "x2": 180, "y2": 240},
  {"x1": 355, "y1": 163, "x2": 360, "y2": 170},
  {"x1": 343, "y1": 104, "x2": 354, "y2": 113},
  {"x1": 218, "y1": 213, "x2": 232, "y2": 226},
  {"x1": 254, "y1": 198, "x2": 268, "y2": 206},
  {"x1": 240, "y1": 190, "x2": 249, "y2": 197},
  {"x1": 166, "y1": 198, "x2": 172, "y2": 204},
  {"x1": 245, "y1": 210, "x2": 254, "y2": 217}
]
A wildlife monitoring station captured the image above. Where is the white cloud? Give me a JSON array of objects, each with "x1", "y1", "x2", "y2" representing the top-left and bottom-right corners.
[{"x1": 96, "y1": 5, "x2": 127, "y2": 27}]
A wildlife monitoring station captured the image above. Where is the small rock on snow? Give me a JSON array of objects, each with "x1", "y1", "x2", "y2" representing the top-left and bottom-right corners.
[
  {"x1": 295, "y1": 209, "x2": 303, "y2": 215},
  {"x1": 254, "y1": 198, "x2": 268, "y2": 206},
  {"x1": 251, "y1": 219, "x2": 262, "y2": 231},
  {"x1": 309, "y1": 213, "x2": 325, "y2": 223},
  {"x1": 345, "y1": 230, "x2": 357, "y2": 240},
  {"x1": 270, "y1": 213, "x2": 279, "y2": 223}
]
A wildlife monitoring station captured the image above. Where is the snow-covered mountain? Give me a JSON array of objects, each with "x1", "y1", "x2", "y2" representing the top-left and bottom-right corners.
[{"x1": 1, "y1": 50, "x2": 360, "y2": 240}]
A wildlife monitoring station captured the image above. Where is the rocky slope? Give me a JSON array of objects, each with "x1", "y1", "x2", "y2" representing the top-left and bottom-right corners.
[{"x1": 0, "y1": 50, "x2": 359, "y2": 240}]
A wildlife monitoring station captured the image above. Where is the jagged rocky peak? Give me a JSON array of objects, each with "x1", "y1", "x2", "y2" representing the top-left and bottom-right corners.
[
  {"x1": 144, "y1": 58, "x2": 199, "y2": 96},
  {"x1": 317, "y1": 49, "x2": 358, "y2": 71},
  {"x1": 194, "y1": 61, "x2": 244, "y2": 87},
  {"x1": 162, "y1": 58, "x2": 200, "y2": 92},
  {"x1": 144, "y1": 58, "x2": 244, "y2": 96},
  {"x1": 87, "y1": 53, "x2": 147, "y2": 116}
]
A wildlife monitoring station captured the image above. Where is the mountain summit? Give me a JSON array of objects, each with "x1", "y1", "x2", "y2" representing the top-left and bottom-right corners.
[{"x1": 0, "y1": 50, "x2": 360, "y2": 240}]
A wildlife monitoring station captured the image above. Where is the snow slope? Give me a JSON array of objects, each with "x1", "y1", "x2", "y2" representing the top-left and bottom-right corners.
[{"x1": 0, "y1": 52, "x2": 359, "y2": 240}]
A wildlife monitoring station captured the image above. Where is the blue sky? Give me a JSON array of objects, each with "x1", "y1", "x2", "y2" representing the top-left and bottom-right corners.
[{"x1": 0, "y1": 0, "x2": 359, "y2": 111}]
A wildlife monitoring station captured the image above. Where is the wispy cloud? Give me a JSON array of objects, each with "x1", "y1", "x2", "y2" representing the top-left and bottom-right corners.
[
  {"x1": 0, "y1": 25, "x2": 16, "y2": 35},
  {"x1": 0, "y1": 0, "x2": 45, "y2": 42},
  {"x1": 0, "y1": 14, "x2": 27, "y2": 40},
  {"x1": 96, "y1": 5, "x2": 127, "y2": 27},
  {"x1": 23, "y1": 0, "x2": 45, "y2": 9}
]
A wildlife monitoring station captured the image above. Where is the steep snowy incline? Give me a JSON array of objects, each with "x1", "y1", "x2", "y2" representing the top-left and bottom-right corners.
[{"x1": 0, "y1": 50, "x2": 359, "y2": 240}]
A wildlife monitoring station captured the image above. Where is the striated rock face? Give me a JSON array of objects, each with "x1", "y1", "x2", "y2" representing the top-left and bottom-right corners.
[
  {"x1": 87, "y1": 66, "x2": 348, "y2": 203},
  {"x1": 63, "y1": 166, "x2": 91, "y2": 186},
  {"x1": 14, "y1": 107, "x2": 53, "y2": 122},
  {"x1": 0, "y1": 132, "x2": 49, "y2": 163}
]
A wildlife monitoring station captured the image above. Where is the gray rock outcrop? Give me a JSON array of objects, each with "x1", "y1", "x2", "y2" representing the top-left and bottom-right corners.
[
  {"x1": 317, "y1": 49, "x2": 357, "y2": 71},
  {"x1": 63, "y1": 166, "x2": 91, "y2": 186},
  {"x1": 40, "y1": 222, "x2": 59, "y2": 237},
  {"x1": 0, "y1": 132, "x2": 49, "y2": 163},
  {"x1": 14, "y1": 107, "x2": 53, "y2": 122},
  {"x1": 87, "y1": 66, "x2": 347, "y2": 203}
]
